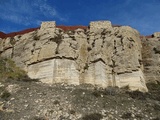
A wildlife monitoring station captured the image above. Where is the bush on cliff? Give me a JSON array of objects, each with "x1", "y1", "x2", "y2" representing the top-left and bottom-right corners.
[{"x1": 0, "y1": 57, "x2": 27, "y2": 81}]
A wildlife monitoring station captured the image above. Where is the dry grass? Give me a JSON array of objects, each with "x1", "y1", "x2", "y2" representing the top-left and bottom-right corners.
[{"x1": 0, "y1": 57, "x2": 27, "y2": 81}]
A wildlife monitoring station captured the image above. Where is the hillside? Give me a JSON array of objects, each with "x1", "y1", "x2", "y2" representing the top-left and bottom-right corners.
[
  {"x1": 0, "y1": 72, "x2": 160, "y2": 119},
  {"x1": 0, "y1": 20, "x2": 160, "y2": 120},
  {"x1": 0, "y1": 58, "x2": 159, "y2": 119}
]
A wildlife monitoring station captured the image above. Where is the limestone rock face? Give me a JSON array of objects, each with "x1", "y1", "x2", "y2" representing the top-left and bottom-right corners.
[
  {"x1": 0, "y1": 37, "x2": 14, "y2": 58},
  {"x1": 142, "y1": 36, "x2": 160, "y2": 84},
  {"x1": 27, "y1": 59, "x2": 79, "y2": 84},
  {"x1": 153, "y1": 32, "x2": 160, "y2": 38},
  {"x1": 0, "y1": 21, "x2": 148, "y2": 92}
]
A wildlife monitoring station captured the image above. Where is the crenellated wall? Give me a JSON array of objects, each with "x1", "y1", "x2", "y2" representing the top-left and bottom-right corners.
[{"x1": 0, "y1": 21, "x2": 149, "y2": 92}]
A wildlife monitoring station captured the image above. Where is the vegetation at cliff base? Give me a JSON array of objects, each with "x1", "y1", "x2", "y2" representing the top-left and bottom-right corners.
[{"x1": 0, "y1": 57, "x2": 27, "y2": 81}]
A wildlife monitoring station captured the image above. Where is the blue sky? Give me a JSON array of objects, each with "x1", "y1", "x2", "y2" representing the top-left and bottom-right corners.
[{"x1": 0, "y1": 0, "x2": 160, "y2": 35}]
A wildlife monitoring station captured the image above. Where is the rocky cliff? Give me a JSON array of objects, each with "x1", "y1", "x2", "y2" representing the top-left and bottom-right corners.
[
  {"x1": 0, "y1": 21, "x2": 150, "y2": 92},
  {"x1": 141, "y1": 33, "x2": 160, "y2": 84}
]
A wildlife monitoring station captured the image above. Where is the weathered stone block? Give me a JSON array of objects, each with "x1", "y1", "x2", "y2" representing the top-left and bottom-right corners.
[
  {"x1": 28, "y1": 59, "x2": 79, "y2": 84},
  {"x1": 90, "y1": 21, "x2": 112, "y2": 32},
  {"x1": 153, "y1": 32, "x2": 160, "y2": 38},
  {"x1": 40, "y1": 21, "x2": 56, "y2": 30}
]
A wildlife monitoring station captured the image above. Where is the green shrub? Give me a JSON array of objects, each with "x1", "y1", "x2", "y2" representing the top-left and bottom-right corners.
[
  {"x1": 32, "y1": 116, "x2": 47, "y2": 120},
  {"x1": 126, "y1": 90, "x2": 146, "y2": 100},
  {"x1": 121, "y1": 112, "x2": 132, "y2": 119},
  {"x1": 104, "y1": 86, "x2": 119, "y2": 96},
  {"x1": 92, "y1": 90, "x2": 101, "y2": 97},
  {"x1": 92, "y1": 86, "x2": 120, "y2": 98},
  {"x1": 1, "y1": 90, "x2": 11, "y2": 100},
  {"x1": 153, "y1": 104, "x2": 160, "y2": 111},
  {"x1": 69, "y1": 109, "x2": 76, "y2": 115},
  {"x1": 53, "y1": 100, "x2": 60, "y2": 105},
  {"x1": 147, "y1": 83, "x2": 160, "y2": 91}
]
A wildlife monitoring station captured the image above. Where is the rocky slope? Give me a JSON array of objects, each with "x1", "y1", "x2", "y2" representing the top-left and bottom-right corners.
[
  {"x1": 0, "y1": 79, "x2": 160, "y2": 120},
  {"x1": 0, "y1": 20, "x2": 159, "y2": 92}
]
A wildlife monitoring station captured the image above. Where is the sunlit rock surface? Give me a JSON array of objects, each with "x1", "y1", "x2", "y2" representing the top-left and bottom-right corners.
[{"x1": 0, "y1": 21, "x2": 148, "y2": 92}]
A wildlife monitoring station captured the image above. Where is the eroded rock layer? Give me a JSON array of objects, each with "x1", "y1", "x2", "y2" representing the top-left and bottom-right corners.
[
  {"x1": 142, "y1": 33, "x2": 160, "y2": 84},
  {"x1": 0, "y1": 21, "x2": 148, "y2": 92}
]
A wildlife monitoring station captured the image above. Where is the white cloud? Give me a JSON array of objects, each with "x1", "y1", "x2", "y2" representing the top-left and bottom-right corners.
[
  {"x1": 0, "y1": 0, "x2": 65, "y2": 26},
  {"x1": 0, "y1": 13, "x2": 33, "y2": 25},
  {"x1": 39, "y1": 4, "x2": 57, "y2": 17}
]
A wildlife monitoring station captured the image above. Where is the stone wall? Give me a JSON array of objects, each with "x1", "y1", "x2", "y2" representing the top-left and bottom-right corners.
[
  {"x1": 40, "y1": 21, "x2": 56, "y2": 30},
  {"x1": 89, "y1": 21, "x2": 112, "y2": 32},
  {"x1": 0, "y1": 21, "x2": 148, "y2": 92}
]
